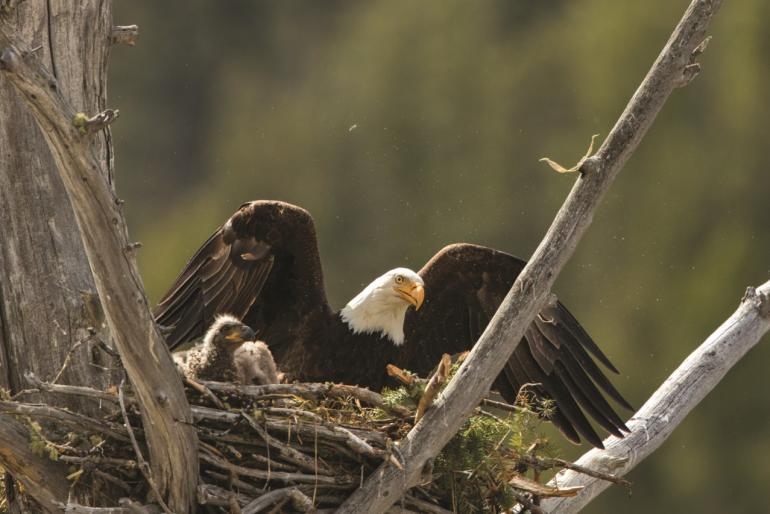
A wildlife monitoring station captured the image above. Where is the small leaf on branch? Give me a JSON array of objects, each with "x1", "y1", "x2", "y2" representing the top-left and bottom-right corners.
[{"x1": 415, "y1": 353, "x2": 452, "y2": 424}]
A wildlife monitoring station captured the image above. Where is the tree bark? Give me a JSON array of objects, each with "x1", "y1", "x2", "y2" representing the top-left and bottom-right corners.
[
  {"x1": 0, "y1": 5, "x2": 199, "y2": 512},
  {"x1": 336, "y1": 0, "x2": 724, "y2": 512},
  {"x1": 0, "y1": 2, "x2": 115, "y2": 510},
  {"x1": 540, "y1": 281, "x2": 770, "y2": 514},
  {"x1": 0, "y1": 0, "x2": 114, "y2": 410}
]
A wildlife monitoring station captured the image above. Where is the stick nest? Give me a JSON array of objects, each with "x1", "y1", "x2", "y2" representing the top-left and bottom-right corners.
[{"x1": 2, "y1": 366, "x2": 628, "y2": 514}]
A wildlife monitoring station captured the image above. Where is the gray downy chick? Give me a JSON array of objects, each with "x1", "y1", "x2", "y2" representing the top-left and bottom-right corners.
[
  {"x1": 234, "y1": 340, "x2": 281, "y2": 385},
  {"x1": 174, "y1": 314, "x2": 255, "y2": 382}
]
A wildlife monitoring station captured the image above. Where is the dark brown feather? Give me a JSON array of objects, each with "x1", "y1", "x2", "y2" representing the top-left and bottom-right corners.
[
  {"x1": 154, "y1": 201, "x2": 330, "y2": 350},
  {"x1": 401, "y1": 243, "x2": 631, "y2": 447}
]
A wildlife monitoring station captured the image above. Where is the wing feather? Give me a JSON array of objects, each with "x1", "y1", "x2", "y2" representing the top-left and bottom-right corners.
[
  {"x1": 534, "y1": 313, "x2": 633, "y2": 410},
  {"x1": 404, "y1": 243, "x2": 631, "y2": 447},
  {"x1": 154, "y1": 201, "x2": 329, "y2": 351}
]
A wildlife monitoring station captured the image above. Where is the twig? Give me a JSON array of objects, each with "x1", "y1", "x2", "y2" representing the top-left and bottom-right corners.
[
  {"x1": 262, "y1": 407, "x2": 323, "y2": 422},
  {"x1": 191, "y1": 405, "x2": 387, "y2": 452},
  {"x1": 118, "y1": 380, "x2": 172, "y2": 514},
  {"x1": 541, "y1": 280, "x2": 770, "y2": 513},
  {"x1": 508, "y1": 474, "x2": 582, "y2": 498},
  {"x1": 249, "y1": 454, "x2": 297, "y2": 473},
  {"x1": 92, "y1": 469, "x2": 132, "y2": 494},
  {"x1": 24, "y1": 372, "x2": 126, "y2": 406},
  {"x1": 205, "y1": 471, "x2": 350, "y2": 497},
  {"x1": 118, "y1": 499, "x2": 163, "y2": 514},
  {"x1": 510, "y1": 491, "x2": 546, "y2": 514},
  {"x1": 185, "y1": 376, "x2": 225, "y2": 409},
  {"x1": 263, "y1": 419, "x2": 385, "y2": 454},
  {"x1": 54, "y1": 499, "x2": 161, "y2": 514},
  {"x1": 240, "y1": 487, "x2": 314, "y2": 514},
  {"x1": 0, "y1": 400, "x2": 129, "y2": 442},
  {"x1": 59, "y1": 455, "x2": 136, "y2": 469},
  {"x1": 110, "y1": 25, "x2": 138, "y2": 47},
  {"x1": 336, "y1": 1, "x2": 725, "y2": 512},
  {"x1": 200, "y1": 450, "x2": 351, "y2": 487},
  {"x1": 480, "y1": 398, "x2": 526, "y2": 415},
  {"x1": 240, "y1": 410, "x2": 332, "y2": 475},
  {"x1": 199, "y1": 381, "x2": 411, "y2": 418},
  {"x1": 539, "y1": 134, "x2": 599, "y2": 174},
  {"x1": 386, "y1": 364, "x2": 415, "y2": 386},
  {"x1": 51, "y1": 335, "x2": 89, "y2": 384},
  {"x1": 524, "y1": 456, "x2": 631, "y2": 488},
  {"x1": 72, "y1": 109, "x2": 120, "y2": 136},
  {"x1": 402, "y1": 496, "x2": 454, "y2": 514},
  {"x1": 414, "y1": 354, "x2": 451, "y2": 424},
  {"x1": 196, "y1": 484, "x2": 250, "y2": 509}
]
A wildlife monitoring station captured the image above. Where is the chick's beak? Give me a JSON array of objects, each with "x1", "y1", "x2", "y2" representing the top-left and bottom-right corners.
[
  {"x1": 395, "y1": 282, "x2": 425, "y2": 310},
  {"x1": 225, "y1": 325, "x2": 255, "y2": 344}
]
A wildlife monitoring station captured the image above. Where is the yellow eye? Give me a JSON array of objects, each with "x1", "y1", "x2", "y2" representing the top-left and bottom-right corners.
[{"x1": 395, "y1": 275, "x2": 404, "y2": 284}]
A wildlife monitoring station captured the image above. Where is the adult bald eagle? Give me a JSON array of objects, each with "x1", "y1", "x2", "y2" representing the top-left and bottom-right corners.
[{"x1": 155, "y1": 201, "x2": 631, "y2": 447}]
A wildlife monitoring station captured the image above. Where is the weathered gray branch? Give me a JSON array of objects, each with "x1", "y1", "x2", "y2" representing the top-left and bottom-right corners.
[
  {"x1": 0, "y1": 21, "x2": 198, "y2": 513},
  {"x1": 56, "y1": 500, "x2": 161, "y2": 514},
  {"x1": 0, "y1": 400, "x2": 130, "y2": 442},
  {"x1": 540, "y1": 281, "x2": 770, "y2": 513},
  {"x1": 336, "y1": 0, "x2": 724, "y2": 512},
  {"x1": 0, "y1": 413, "x2": 70, "y2": 513}
]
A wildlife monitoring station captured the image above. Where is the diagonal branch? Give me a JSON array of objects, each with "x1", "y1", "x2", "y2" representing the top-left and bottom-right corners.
[
  {"x1": 0, "y1": 20, "x2": 198, "y2": 513},
  {"x1": 336, "y1": 0, "x2": 724, "y2": 511},
  {"x1": 541, "y1": 281, "x2": 770, "y2": 513}
]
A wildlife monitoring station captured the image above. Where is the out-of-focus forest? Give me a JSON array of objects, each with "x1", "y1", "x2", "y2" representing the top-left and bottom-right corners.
[{"x1": 110, "y1": 1, "x2": 769, "y2": 512}]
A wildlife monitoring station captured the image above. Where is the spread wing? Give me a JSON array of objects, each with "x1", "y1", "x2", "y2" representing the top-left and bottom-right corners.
[
  {"x1": 402, "y1": 243, "x2": 632, "y2": 448},
  {"x1": 154, "y1": 201, "x2": 330, "y2": 350}
]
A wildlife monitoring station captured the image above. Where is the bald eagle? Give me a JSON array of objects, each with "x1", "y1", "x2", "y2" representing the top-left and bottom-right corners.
[{"x1": 155, "y1": 201, "x2": 631, "y2": 447}]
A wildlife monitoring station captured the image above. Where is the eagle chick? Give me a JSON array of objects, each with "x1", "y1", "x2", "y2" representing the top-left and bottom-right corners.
[
  {"x1": 174, "y1": 314, "x2": 255, "y2": 382},
  {"x1": 234, "y1": 341, "x2": 281, "y2": 385}
]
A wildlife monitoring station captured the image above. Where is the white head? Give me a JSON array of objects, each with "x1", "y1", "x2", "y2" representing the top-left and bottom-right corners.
[{"x1": 340, "y1": 268, "x2": 425, "y2": 345}]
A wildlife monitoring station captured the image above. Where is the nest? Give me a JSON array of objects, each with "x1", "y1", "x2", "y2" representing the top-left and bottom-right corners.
[{"x1": 2, "y1": 366, "x2": 630, "y2": 514}]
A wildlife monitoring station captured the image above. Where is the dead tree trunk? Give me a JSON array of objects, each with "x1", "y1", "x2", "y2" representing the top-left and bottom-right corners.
[
  {"x1": 0, "y1": 1, "x2": 115, "y2": 510},
  {"x1": 0, "y1": 1, "x2": 115, "y2": 406},
  {"x1": 1, "y1": 1, "x2": 199, "y2": 510}
]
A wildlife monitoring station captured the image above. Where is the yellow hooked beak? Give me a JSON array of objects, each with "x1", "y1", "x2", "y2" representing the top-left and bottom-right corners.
[
  {"x1": 394, "y1": 282, "x2": 425, "y2": 310},
  {"x1": 224, "y1": 325, "x2": 255, "y2": 344}
]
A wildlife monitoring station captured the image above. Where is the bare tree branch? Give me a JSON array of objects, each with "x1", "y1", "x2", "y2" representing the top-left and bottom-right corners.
[
  {"x1": 540, "y1": 281, "x2": 770, "y2": 513},
  {"x1": 0, "y1": 400, "x2": 129, "y2": 442},
  {"x1": 0, "y1": 414, "x2": 70, "y2": 513},
  {"x1": 0, "y1": 21, "x2": 198, "y2": 512},
  {"x1": 336, "y1": 0, "x2": 724, "y2": 511}
]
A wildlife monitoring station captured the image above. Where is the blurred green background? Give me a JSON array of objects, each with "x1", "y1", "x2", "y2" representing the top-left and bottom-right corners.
[{"x1": 111, "y1": 1, "x2": 770, "y2": 512}]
